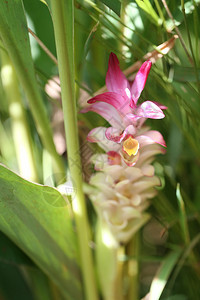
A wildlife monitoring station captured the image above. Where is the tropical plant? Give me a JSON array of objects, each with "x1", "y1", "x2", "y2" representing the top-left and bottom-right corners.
[{"x1": 0, "y1": 1, "x2": 200, "y2": 300}]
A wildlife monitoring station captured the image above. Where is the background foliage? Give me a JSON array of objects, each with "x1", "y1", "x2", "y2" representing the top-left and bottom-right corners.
[{"x1": 0, "y1": 0, "x2": 200, "y2": 299}]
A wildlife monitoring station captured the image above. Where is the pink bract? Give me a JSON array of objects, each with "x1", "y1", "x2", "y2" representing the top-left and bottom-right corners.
[
  {"x1": 81, "y1": 52, "x2": 167, "y2": 129},
  {"x1": 81, "y1": 52, "x2": 167, "y2": 166}
]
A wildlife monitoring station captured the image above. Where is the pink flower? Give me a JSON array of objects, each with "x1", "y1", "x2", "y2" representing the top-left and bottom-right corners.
[
  {"x1": 81, "y1": 52, "x2": 167, "y2": 131},
  {"x1": 87, "y1": 125, "x2": 166, "y2": 167},
  {"x1": 81, "y1": 53, "x2": 166, "y2": 166}
]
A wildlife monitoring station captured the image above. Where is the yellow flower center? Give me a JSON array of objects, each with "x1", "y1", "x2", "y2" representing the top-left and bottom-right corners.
[{"x1": 123, "y1": 136, "x2": 139, "y2": 156}]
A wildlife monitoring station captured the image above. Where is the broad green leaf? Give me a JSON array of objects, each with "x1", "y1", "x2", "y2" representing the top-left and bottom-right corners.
[
  {"x1": 0, "y1": 231, "x2": 33, "y2": 266},
  {"x1": 0, "y1": 164, "x2": 83, "y2": 300},
  {"x1": 0, "y1": 0, "x2": 64, "y2": 177},
  {"x1": 100, "y1": 0, "x2": 121, "y2": 16},
  {"x1": 0, "y1": 232, "x2": 57, "y2": 300},
  {"x1": 148, "y1": 249, "x2": 182, "y2": 300}
]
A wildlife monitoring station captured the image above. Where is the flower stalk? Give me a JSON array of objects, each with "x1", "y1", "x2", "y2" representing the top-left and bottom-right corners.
[
  {"x1": 96, "y1": 218, "x2": 123, "y2": 300},
  {"x1": 49, "y1": 1, "x2": 98, "y2": 299}
]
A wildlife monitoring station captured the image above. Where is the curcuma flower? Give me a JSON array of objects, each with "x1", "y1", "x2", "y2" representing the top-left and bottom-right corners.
[
  {"x1": 81, "y1": 52, "x2": 166, "y2": 244},
  {"x1": 81, "y1": 53, "x2": 167, "y2": 166}
]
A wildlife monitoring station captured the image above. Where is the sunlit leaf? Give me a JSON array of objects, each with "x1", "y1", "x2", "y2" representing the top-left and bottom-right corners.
[
  {"x1": 148, "y1": 249, "x2": 182, "y2": 300},
  {"x1": 135, "y1": 0, "x2": 161, "y2": 26},
  {"x1": 0, "y1": 0, "x2": 64, "y2": 177}
]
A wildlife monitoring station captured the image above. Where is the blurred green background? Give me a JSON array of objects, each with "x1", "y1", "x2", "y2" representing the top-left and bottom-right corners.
[{"x1": 0, "y1": 0, "x2": 200, "y2": 299}]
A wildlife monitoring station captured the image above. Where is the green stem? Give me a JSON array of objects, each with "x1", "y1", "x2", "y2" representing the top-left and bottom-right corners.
[
  {"x1": 126, "y1": 234, "x2": 139, "y2": 300},
  {"x1": 96, "y1": 219, "x2": 123, "y2": 300},
  {"x1": 49, "y1": 1, "x2": 98, "y2": 299},
  {"x1": 0, "y1": 50, "x2": 38, "y2": 182}
]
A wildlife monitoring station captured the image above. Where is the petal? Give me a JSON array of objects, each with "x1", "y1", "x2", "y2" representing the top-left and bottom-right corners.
[
  {"x1": 122, "y1": 136, "x2": 139, "y2": 156},
  {"x1": 106, "y1": 52, "x2": 130, "y2": 97},
  {"x1": 80, "y1": 102, "x2": 124, "y2": 129},
  {"x1": 87, "y1": 127, "x2": 121, "y2": 152},
  {"x1": 103, "y1": 164, "x2": 123, "y2": 180},
  {"x1": 135, "y1": 144, "x2": 165, "y2": 167},
  {"x1": 91, "y1": 154, "x2": 108, "y2": 171},
  {"x1": 105, "y1": 127, "x2": 126, "y2": 143},
  {"x1": 124, "y1": 167, "x2": 143, "y2": 181},
  {"x1": 136, "y1": 131, "x2": 166, "y2": 148},
  {"x1": 123, "y1": 113, "x2": 141, "y2": 127},
  {"x1": 141, "y1": 165, "x2": 155, "y2": 177},
  {"x1": 135, "y1": 101, "x2": 165, "y2": 119},
  {"x1": 139, "y1": 130, "x2": 166, "y2": 147},
  {"x1": 88, "y1": 92, "x2": 131, "y2": 114},
  {"x1": 151, "y1": 101, "x2": 168, "y2": 110},
  {"x1": 131, "y1": 176, "x2": 161, "y2": 194},
  {"x1": 131, "y1": 60, "x2": 152, "y2": 106},
  {"x1": 107, "y1": 151, "x2": 122, "y2": 165},
  {"x1": 105, "y1": 125, "x2": 136, "y2": 143},
  {"x1": 121, "y1": 150, "x2": 140, "y2": 167}
]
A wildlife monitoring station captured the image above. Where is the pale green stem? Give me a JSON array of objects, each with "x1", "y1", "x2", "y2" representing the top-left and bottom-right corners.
[
  {"x1": 96, "y1": 219, "x2": 124, "y2": 300},
  {"x1": 49, "y1": 1, "x2": 98, "y2": 299},
  {"x1": 126, "y1": 234, "x2": 139, "y2": 300},
  {"x1": 0, "y1": 50, "x2": 38, "y2": 182}
]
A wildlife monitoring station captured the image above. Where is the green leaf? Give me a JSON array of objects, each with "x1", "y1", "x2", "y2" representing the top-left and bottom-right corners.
[
  {"x1": 165, "y1": 0, "x2": 200, "y2": 31},
  {"x1": 0, "y1": 231, "x2": 33, "y2": 266},
  {"x1": 0, "y1": 233, "x2": 54, "y2": 300},
  {"x1": 135, "y1": 0, "x2": 161, "y2": 26},
  {"x1": 176, "y1": 184, "x2": 190, "y2": 244},
  {"x1": 0, "y1": 0, "x2": 64, "y2": 177},
  {"x1": 0, "y1": 164, "x2": 83, "y2": 300},
  {"x1": 148, "y1": 249, "x2": 182, "y2": 300},
  {"x1": 0, "y1": 261, "x2": 34, "y2": 300},
  {"x1": 173, "y1": 65, "x2": 200, "y2": 82},
  {"x1": 100, "y1": 0, "x2": 121, "y2": 16},
  {"x1": 171, "y1": 81, "x2": 200, "y2": 113}
]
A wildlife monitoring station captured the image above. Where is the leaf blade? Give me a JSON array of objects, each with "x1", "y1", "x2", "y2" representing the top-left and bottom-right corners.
[{"x1": 0, "y1": 164, "x2": 83, "y2": 299}]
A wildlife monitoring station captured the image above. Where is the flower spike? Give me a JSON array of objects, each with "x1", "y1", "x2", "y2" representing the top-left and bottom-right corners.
[{"x1": 82, "y1": 52, "x2": 167, "y2": 245}]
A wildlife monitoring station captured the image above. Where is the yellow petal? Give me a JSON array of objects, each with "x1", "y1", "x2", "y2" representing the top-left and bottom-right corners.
[{"x1": 123, "y1": 136, "x2": 139, "y2": 156}]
